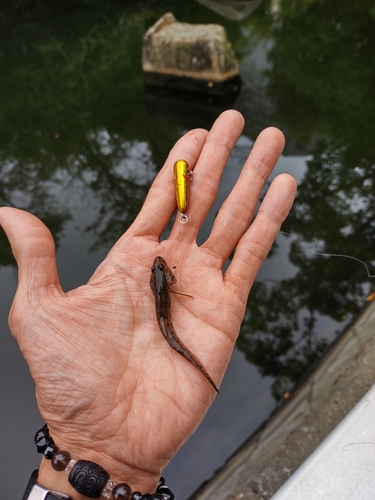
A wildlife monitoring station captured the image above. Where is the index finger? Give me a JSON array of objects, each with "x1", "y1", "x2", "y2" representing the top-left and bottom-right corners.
[{"x1": 125, "y1": 128, "x2": 208, "y2": 240}]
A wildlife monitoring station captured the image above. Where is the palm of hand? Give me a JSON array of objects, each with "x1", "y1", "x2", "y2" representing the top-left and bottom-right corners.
[{"x1": 15, "y1": 236, "x2": 239, "y2": 474}]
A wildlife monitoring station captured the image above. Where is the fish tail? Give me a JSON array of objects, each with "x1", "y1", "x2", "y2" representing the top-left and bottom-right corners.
[{"x1": 170, "y1": 339, "x2": 219, "y2": 393}]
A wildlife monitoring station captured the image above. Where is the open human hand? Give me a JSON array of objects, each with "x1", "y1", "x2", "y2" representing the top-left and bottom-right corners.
[{"x1": 0, "y1": 110, "x2": 296, "y2": 498}]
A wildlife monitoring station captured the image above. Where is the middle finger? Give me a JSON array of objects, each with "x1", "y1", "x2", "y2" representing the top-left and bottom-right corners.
[{"x1": 169, "y1": 109, "x2": 245, "y2": 243}]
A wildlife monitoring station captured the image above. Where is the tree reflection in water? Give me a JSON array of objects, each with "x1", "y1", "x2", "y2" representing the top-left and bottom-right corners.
[
  {"x1": 1, "y1": 0, "x2": 375, "y2": 401},
  {"x1": 234, "y1": 0, "x2": 375, "y2": 398}
]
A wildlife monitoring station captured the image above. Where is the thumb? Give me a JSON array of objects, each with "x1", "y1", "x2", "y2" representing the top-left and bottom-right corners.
[{"x1": 0, "y1": 207, "x2": 61, "y2": 295}]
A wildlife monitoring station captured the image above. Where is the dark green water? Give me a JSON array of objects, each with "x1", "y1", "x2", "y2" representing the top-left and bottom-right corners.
[{"x1": 1, "y1": 1, "x2": 375, "y2": 498}]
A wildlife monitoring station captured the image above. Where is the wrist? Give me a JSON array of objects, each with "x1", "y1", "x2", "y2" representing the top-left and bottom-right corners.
[
  {"x1": 40, "y1": 426, "x2": 161, "y2": 492},
  {"x1": 33, "y1": 425, "x2": 174, "y2": 499},
  {"x1": 38, "y1": 457, "x2": 161, "y2": 499},
  {"x1": 24, "y1": 468, "x2": 174, "y2": 500}
]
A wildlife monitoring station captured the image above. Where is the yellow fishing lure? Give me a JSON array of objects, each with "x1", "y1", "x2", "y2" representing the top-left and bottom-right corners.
[{"x1": 174, "y1": 159, "x2": 192, "y2": 223}]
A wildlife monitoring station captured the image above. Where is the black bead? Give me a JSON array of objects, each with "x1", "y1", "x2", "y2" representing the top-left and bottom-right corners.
[
  {"x1": 34, "y1": 427, "x2": 48, "y2": 442},
  {"x1": 153, "y1": 494, "x2": 164, "y2": 500},
  {"x1": 68, "y1": 459, "x2": 109, "y2": 498},
  {"x1": 34, "y1": 428, "x2": 54, "y2": 454},
  {"x1": 143, "y1": 495, "x2": 153, "y2": 500},
  {"x1": 157, "y1": 486, "x2": 174, "y2": 500},
  {"x1": 44, "y1": 443, "x2": 58, "y2": 459},
  {"x1": 157, "y1": 477, "x2": 166, "y2": 489},
  {"x1": 131, "y1": 492, "x2": 144, "y2": 500}
]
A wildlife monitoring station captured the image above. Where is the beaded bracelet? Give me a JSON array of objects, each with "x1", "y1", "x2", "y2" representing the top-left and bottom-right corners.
[{"x1": 34, "y1": 425, "x2": 175, "y2": 500}]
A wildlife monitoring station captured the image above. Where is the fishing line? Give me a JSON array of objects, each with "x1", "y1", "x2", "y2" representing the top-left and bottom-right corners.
[{"x1": 279, "y1": 231, "x2": 375, "y2": 279}]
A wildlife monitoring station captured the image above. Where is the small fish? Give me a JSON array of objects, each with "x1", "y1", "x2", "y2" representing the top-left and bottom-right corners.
[
  {"x1": 150, "y1": 256, "x2": 219, "y2": 392},
  {"x1": 174, "y1": 159, "x2": 192, "y2": 222}
]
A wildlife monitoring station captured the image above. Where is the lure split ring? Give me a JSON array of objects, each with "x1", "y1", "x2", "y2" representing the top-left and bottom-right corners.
[{"x1": 174, "y1": 159, "x2": 192, "y2": 224}]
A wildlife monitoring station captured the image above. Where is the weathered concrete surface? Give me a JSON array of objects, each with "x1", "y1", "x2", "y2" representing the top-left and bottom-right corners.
[
  {"x1": 142, "y1": 13, "x2": 239, "y2": 83},
  {"x1": 272, "y1": 384, "x2": 375, "y2": 499},
  {"x1": 189, "y1": 300, "x2": 375, "y2": 500},
  {"x1": 195, "y1": 0, "x2": 264, "y2": 21}
]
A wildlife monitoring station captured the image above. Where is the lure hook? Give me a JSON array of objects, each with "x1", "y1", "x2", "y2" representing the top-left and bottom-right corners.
[{"x1": 180, "y1": 214, "x2": 189, "y2": 224}]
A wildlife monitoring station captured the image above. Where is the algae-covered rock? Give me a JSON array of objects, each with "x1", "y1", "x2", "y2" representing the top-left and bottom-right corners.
[{"x1": 142, "y1": 13, "x2": 240, "y2": 84}]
